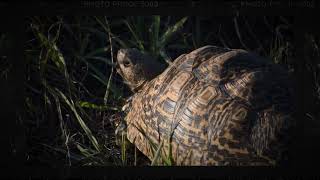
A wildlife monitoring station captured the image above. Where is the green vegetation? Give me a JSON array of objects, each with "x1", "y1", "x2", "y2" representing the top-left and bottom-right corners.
[{"x1": 1, "y1": 16, "x2": 318, "y2": 166}]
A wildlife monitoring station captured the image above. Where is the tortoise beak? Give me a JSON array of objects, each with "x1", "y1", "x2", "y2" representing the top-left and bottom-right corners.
[
  {"x1": 115, "y1": 62, "x2": 124, "y2": 78},
  {"x1": 115, "y1": 61, "x2": 120, "y2": 73},
  {"x1": 116, "y1": 50, "x2": 124, "y2": 76},
  {"x1": 117, "y1": 49, "x2": 126, "y2": 61}
]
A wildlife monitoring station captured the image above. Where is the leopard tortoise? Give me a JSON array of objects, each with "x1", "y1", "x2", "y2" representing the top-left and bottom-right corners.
[{"x1": 115, "y1": 45, "x2": 295, "y2": 166}]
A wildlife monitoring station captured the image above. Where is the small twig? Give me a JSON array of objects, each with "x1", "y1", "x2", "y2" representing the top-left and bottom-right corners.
[
  {"x1": 134, "y1": 146, "x2": 137, "y2": 166},
  {"x1": 104, "y1": 17, "x2": 114, "y2": 106}
]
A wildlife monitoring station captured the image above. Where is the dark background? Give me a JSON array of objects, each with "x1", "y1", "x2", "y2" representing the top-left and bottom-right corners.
[{"x1": 1, "y1": 0, "x2": 320, "y2": 178}]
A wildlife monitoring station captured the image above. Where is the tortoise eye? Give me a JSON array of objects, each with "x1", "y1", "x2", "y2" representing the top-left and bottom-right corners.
[{"x1": 123, "y1": 60, "x2": 131, "y2": 67}]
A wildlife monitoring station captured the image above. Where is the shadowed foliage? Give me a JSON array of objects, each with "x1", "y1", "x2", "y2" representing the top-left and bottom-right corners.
[{"x1": 6, "y1": 15, "x2": 317, "y2": 166}]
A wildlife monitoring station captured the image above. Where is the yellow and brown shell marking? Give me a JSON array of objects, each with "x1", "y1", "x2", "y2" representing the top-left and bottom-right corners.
[{"x1": 117, "y1": 46, "x2": 295, "y2": 166}]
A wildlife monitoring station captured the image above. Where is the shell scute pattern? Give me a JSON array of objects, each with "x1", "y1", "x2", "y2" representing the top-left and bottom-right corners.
[{"x1": 123, "y1": 45, "x2": 294, "y2": 165}]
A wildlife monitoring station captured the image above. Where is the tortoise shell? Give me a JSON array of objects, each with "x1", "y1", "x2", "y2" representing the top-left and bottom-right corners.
[{"x1": 118, "y1": 46, "x2": 295, "y2": 165}]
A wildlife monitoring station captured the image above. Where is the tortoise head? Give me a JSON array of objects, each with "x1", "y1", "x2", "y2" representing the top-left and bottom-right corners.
[{"x1": 116, "y1": 48, "x2": 165, "y2": 92}]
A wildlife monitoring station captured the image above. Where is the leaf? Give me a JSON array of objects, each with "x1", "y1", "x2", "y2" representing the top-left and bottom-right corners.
[
  {"x1": 78, "y1": 101, "x2": 119, "y2": 111},
  {"x1": 76, "y1": 144, "x2": 92, "y2": 157},
  {"x1": 123, "y1": 19, "x2": 144, "y2": 50},
  {"x1": 159, "y1": 17, "x2": 188, "y2": 49},
  {"x1": 33, "y1": 25, "x2": 66, "y2": 72}
]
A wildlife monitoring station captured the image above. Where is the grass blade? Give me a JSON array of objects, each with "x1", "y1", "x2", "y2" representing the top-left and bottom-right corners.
[
  {"x1": 85, "y1": 46, "x2": 110, "y2": 57},
  {"x1": 47, "y1": 86, "x2": 101, "y2": 152},
  {"x1": 159, "y1": 17, "x2": 188, "y2": 49},
  {"x1": 123, "y1": 19, "x2": 145, "y2": 50},
  {"x1": 78, "y1": 101, "x2": 119, "y2": 111},
  {"x1": 150, "y1": 16, "x2": 160, "y2": 55},
  {"x1": 151, "y1": 140, "x2": 164, "y2": 166}
]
